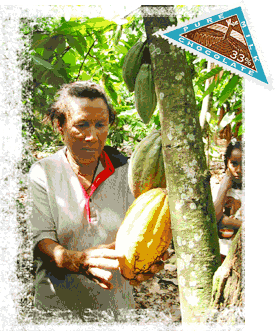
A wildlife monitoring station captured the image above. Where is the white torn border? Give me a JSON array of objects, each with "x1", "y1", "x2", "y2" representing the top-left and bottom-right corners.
[{"x1": 153, "y1": 1, "x2": 273, "y2": 90}]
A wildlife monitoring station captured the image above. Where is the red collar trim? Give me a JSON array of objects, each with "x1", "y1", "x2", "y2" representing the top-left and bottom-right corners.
[{"x1": 80, "y1": 151, "x2": 115, "y2": 223}]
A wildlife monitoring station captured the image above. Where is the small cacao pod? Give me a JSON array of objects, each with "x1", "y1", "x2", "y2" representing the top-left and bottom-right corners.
[
  {"x1": 135, "y1": 63, "x2": 157, "y2": 124},
  {"x1": 128, "y1": 130, "x2": 166, "y2": 198},
  {"x1": 122, "y1": 41, "x2": 148, "y2": 92},
  {"x1": 116, "y1": 188, "x2": 172, "y2": 280}
]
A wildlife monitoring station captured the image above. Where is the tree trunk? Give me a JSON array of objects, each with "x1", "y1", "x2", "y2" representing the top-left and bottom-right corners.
[
  {"x1": 210, "y1": 227, "x2": 244, "y2": 309},
  {"x1": 200, "y1": 227, "x2": 244, "y2": 325},
  {"x1": 141, "y1": 6, "x2": 221, "y2": 324}
]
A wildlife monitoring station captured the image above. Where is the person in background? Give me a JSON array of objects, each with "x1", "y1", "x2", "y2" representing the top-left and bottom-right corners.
[{"x1": 214, "y1": 139, "x2": 243, "y2": 262}]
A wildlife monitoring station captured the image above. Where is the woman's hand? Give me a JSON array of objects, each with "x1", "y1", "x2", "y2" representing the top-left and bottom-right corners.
[
  {"x1": 129, "y1": 250, "x2": 170, "y2": 286},
  {"x1": 79, "y1": 246, "x2": 123, "y2": 290}
]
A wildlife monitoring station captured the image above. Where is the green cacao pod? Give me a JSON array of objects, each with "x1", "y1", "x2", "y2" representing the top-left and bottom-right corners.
[
  {"x1": 116, "y1": 188, "x2": 172, "y2": 280},
  {"x1": 135, "y1": 63, "x2": 157, "y2": 124},
  {"x1": 122, "y1": 41, "x2": 148, "y2": 92},
  {"x1": 128, "y1": 130, "x2": 166, "y2": 198}
]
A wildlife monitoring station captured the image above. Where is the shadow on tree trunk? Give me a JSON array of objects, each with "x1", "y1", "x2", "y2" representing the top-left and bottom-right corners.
[{"x1": 203, "y1": 227, "x2": 244, "y2": 325}]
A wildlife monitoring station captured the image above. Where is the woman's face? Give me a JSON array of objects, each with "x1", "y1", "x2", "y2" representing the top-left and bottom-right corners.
[
  {"x1": 227, "y1": 148, "x2": 242, "y2": 183},
  {"x1": 59, "y1": 97, "x2": 109, "y2": 166}
]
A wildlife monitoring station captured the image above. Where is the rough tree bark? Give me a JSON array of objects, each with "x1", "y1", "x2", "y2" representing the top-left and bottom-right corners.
[
  {"x1": 211, "y1": 227, "x2": 244, "y2": 309},
  {"x1": 141, "y1": 6, "x2": 221, "y2": 324}
]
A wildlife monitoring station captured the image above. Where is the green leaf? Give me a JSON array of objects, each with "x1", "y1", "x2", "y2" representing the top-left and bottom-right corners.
[
  {"x1": 84, "y1": 17, "x2": 116, "y2": 30},
  {"x1": 53, "y1": 67, "x2": 70, "y2": 83},
  {"x1": 104, "y1": 76, "x2": 118, "y2": 105},
  {"x1": 115, "y1": 44, "x2": 128, "y2": 56},
  {"x1": 31, "y1": 33, "x2": 49, "y2": 50},
  {"x1": 62, "y1": 50, "x2": 77, "y2": 66},
  {"x1": 55, "y1": 21, "x2": 83, "y2": 34},
  {"x1": 93, "y1": 30, "x2": 104, "y2": 45},
  {"x1": 56, "y1": 35, "x2": 66, "y2": 54},
  {"x1": 43, "y1": 35, "x2": 61, "y2": 51},
  {"x1": 201, "y1": 79, "x2": 216, "y2": 99},
  {"x1": 114, "y1": 26, "x2": 123, "y2": 45},
  {"x1": 75, "y1": 31, "x2": 87, "y2": 50},
  {"x1": 66, "y1": 35, "x2": 85, "y2": 56},
  {"x1": 218, "y1": 75, "x2": 240, "y2": 106},
  {"x1": 233, "y1": 112, "x2": 242, "y2": 123},
  {"x1": 79, "y1": 72, "x2": 93, "y2": 81},
  {"x1": 31, "y1": 55, "x2": 53, "y2": 70},
  {"x1": 233, "y1": 99, "x2": 242, "y2": 110},
  {"x1": 238, "y1": 124, "x2": 244, "y2": 136},
  {"x1": 196, "y1": 66, "x2": 223, "y2": 85}
]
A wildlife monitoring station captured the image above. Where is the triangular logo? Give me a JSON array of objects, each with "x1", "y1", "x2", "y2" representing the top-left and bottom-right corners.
[
  {"x1": 182, "y1": 14, "x2": 256, "y2": 71},
  {"x1": 155, "y1": 6, "x2": 268, "y2": 85}
]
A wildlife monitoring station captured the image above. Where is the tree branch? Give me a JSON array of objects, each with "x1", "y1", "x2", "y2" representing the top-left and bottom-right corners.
[{"x1": 76, "y1": 41, "x2": 96, "y2": 81}]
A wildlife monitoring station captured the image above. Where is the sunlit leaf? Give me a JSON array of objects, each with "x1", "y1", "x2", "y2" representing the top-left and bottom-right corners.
[
  {"x1": 115, "y1": 44, "x2": 128, "y2": 55},
  {"x1": 196, "y1": 66, "x2": 222, "y2": 85},
  {"x1": 217, "y1": 112, "x2": 235, "y2": 131},
  {"x1": 31, "y1": 55, "x2": 53, "y2": 70},
  {"x1": 218, "y1": 75, "x2": 240, "y2": 106},
  {"x1": 201, "y1": 79, "x2": 216, "y2": 99},
  {"x1": 84, "y1": 17, "x2": 115, "y2": 28},
  {"x1": 233, "y1": 112, "x2": 242, "y2": 123},
  {"x1": 55, "y1": 21, "x2": 83, "y2": 34},
  {"x1": 62, "y1": 50, "x2": 77, "y2": 66},
  {"x1": 118, "y1": 109, "x2": 137, "y2": 117},
  {"x1": 238, "y1": 124, "x2": 244, "y2": 136}
]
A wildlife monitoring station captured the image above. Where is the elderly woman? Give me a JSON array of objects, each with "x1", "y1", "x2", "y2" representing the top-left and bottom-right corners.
[{"x1": 29, "y1": 81, "x2": 166, "y2": 317}]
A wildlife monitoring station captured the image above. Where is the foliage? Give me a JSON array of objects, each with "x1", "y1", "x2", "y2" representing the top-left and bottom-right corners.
[
  {"x1": 21, "y1": 5, "x2": 242, "y2": 161},
  {"x1": 21, "y1": 14, "x2": 152, "y2": 157}
]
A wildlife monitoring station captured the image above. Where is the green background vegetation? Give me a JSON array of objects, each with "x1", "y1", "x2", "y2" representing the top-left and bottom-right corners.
[{"x1": 21, "y1": 5, "x2": 243, "y2": 170}]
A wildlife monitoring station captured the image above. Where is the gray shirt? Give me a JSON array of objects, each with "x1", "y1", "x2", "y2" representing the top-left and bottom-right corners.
[{"x1": 28, "y1": 147, "x2": 135, "y2": 313}]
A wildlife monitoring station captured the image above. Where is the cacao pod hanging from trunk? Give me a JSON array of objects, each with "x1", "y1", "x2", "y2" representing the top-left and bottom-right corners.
[
  {"x1": 122, "y1": 40, "x2": 150, "y2": 92},
  {"x1": 128, "y1": 130, "x2": 166, "y2": 198},
  {"x1": 134, "y1": 63, "x2": 157, "y2": 124}
]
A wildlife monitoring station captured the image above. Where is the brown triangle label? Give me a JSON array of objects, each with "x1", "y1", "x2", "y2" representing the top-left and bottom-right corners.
[{"x1": 181, "y1": 15, "x2": 256, "y2": 71}]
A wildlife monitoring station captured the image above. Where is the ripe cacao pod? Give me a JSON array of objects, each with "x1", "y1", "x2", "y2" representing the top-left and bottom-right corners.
[
  {"x1": 128, "y1": 130, "x2": 166, "y2": 198},
  {"x1": 135, "y1": 63, "x2": 157, "y2": 124},
  {"x1": 116, "y1": 188, "x2": 172, "y2": 280},
  {"x1": 122, "y1": 41, "x2": 148, "y2": 92}
]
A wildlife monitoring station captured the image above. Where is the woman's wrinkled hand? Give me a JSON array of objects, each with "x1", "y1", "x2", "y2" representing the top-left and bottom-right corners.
[
  {"x1": 79, "y1": 247, "x2": 123, "y2": 290},
  {"x1": 129, "y1": 250, "x2": 171, "y2": 286}
]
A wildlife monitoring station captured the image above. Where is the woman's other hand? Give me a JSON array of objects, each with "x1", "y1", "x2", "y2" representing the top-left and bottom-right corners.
[{"x1": 129, "y1": 250, "x2": 170, "y2": 286}]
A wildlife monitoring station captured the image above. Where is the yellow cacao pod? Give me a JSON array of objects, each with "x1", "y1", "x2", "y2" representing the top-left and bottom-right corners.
[
  {"x1": 116, "y1": 188, "x2": 172, "y2": 280},
  {"x1": 128, "y1": 130, "x2": 166, "y2": 198},
  {"x1": 135, "y1": 63, "x2": 157, "y2": 124},
  {"x1": 122, "y1": 41, "x2": 148, "y2": 92}
]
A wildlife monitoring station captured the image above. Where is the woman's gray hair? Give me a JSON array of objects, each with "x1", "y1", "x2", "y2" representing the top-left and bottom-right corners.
[{"x1": 44, "y1": 81, "x2": 116, "y2": 128}]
